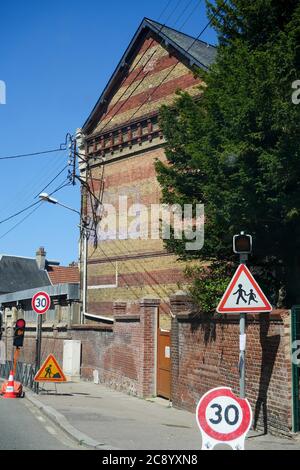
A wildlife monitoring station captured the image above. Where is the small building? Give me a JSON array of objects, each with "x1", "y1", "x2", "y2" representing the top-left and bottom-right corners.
[
  {"x1": 0, "y1": 247, "x2": 80, "y2": 365},
  {"x1": 0, "y1": 247, "x2": 80, "y2": 325},
  {"x1": 0, "y1": 249, "x2": 51, "y2": 295}
]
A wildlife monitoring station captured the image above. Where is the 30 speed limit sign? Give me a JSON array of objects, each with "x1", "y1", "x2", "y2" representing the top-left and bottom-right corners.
[
  {"x1": 31, "y1": 291, "x2": 51, "y2": 315},
  {"x1": 196, "y1": 387, "x2": 252, "y2": 451}
]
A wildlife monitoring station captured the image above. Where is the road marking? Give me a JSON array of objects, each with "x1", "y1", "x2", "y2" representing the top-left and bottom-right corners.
[{"x1": 45, "y1": 425, "x2": 56, "y2": 435}]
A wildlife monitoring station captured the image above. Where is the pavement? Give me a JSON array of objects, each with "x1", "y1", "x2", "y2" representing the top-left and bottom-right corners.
[{"x1": 21, "y1": 380, "x2": 300, "y2": 451}]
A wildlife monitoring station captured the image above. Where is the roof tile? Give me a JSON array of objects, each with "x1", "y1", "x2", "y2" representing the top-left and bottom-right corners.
[{"x1": 47, "y1": 265, "x2": 80, "y2": 285}]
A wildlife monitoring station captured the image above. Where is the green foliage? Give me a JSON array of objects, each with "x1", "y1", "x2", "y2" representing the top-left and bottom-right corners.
[
  {"x1": 156, "y1": 0, "x2": 300, "y2": 307},
  {"x1": 185, "y1": 262, "x2": 234, "y2": 314}
]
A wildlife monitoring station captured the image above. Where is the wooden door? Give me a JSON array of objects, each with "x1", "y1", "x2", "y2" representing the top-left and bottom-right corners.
[{"x1": 157, "y1": 329, "x2": 171, "y2": 399}]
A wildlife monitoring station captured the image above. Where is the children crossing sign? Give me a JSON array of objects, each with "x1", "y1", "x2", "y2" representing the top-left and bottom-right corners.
[
  {"x1": 34, "y1": 354, "x2": 67, "y2": 383},
  {"x1": 217, "y1": 264, "x2": 272, "y2": 314}
]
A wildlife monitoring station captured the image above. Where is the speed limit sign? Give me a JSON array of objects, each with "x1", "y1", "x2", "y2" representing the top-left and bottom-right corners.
[
  {"x1": 32, "y1": 291, "x2": 51, "y2": 315},
  {"x1": 196, "y1": 387, "x2": 252, "y2": 451}
]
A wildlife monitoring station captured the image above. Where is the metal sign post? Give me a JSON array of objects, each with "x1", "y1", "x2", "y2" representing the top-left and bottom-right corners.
[
  {"x1": 35, "y1": 315, "x2": 42, "y2": 394},
  {"x1": 238, "y1": 253, "x2": 248, "y2": 399},
  {"x1": 32, "y1": 291, "x2": 51, "y2": 394},
  {"x1": 233, "y1": 232, "x2": 252, "y2": 400},
  {"x1": 239, "y1": 313, "x2": 246, "y2": 399}
]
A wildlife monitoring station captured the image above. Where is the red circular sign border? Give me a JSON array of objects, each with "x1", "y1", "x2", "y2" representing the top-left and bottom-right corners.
[
  {"x1": 32, "y1": 291, "x2": 51, "y2": 315},
  {"x1": 197, "y1": 388, "x2": 252, "y2": 442}
]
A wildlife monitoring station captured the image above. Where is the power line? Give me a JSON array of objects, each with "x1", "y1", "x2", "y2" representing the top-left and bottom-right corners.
[
  {"x1": 0, "y1": 204, "x2": 43, "y2": 241},
  {"x1": 0, "y1": 152, "x2": 66, "y2": 220},
  {"x1": 0, "y1": 148, "x2": 64, "y2": 161},
  {"x1": 94, "y1": 1, "x2": 195, "y2": 137},
  {"x1": 173, "y1": 0, "x2": 195, "y2": 27},
  {"x1": 34, "y1": 164, "x2": 70, "y2": 198},
  {"x1": 0, "y1": 201, "x2": 41, "y2": 226},
  {"x1": 164, "y1": 0, "x2": 185, "y2": 24},
  {"x1": 0, "y1": 180, "x2": 72, "y2": 241},
  {"x1": 0, "y1": 167, "x2": 71, "y2": 226},
  {"x1": 177, "y1": 0, "x2": 203, "y2": 30},
  {"x1": 158, "y1": 0, "x2": 175, "y2": 21},
  {"x1": 0, "y1": 180, "x2": 71, "y2": 240},
  {"x1": 49, "y1": 179, "x2": 72, "y2": 197},
  {"x1": 126, "y1": 0, "x2": 227, "y2": 124},
  {"x1": 0, "y1": 133, "x2": 72, "y2": 161}
]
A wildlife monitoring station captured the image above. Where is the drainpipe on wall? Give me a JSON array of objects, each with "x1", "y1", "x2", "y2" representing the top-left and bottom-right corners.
[{"x1": 82, "y1": 227, "x2": 88, "y2": 324}]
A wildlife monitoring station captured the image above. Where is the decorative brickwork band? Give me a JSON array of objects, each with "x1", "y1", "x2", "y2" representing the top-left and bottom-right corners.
[{"x1": 113, "y1": 301, "x2": 127, "y2": 320}]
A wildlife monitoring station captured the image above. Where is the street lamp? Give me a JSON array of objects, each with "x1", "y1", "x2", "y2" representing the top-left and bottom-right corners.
[
  {"x1": 39, "y1": 192, "x2": 88, "y2": 324},
  {"x1": 39, "y1": 193, "x2": 81, "y2": 216}
]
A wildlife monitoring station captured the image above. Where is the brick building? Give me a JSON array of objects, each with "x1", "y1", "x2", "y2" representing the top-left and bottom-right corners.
[
  {"x1": 75, "y1": 17, "x2": 216, "y2": 402},
  {"x1": 79, "y1": 18, "x2": 216, "y2": 325}
]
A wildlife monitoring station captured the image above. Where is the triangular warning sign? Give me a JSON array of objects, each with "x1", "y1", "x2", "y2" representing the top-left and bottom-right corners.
[
  {"x1": 34, "y1": 354, "x2": 67, "y2": 383},
  {"x1": 217, "y1": 264, "x2": 272, "y2": 314}
]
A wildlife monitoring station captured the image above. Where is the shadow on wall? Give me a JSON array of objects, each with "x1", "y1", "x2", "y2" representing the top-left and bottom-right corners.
[
  {"x1": 253, "y1": 313, "x2": 280, "y2": 434},
  {"x1": 189, "y1": 310, "x2": 217, "y2": 343}
]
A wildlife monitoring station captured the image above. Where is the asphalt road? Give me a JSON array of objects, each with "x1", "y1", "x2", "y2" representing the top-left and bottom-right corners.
[{"x1": 0, "y1": 396, "x2": 82, "y2": 450}]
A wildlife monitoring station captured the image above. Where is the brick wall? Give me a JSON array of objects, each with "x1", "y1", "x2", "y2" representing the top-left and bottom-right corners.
[
  {"x1": 4, "y1": 290, "x2": 293, "y2": 436},
  {"x1": 72, "y1": 297, "x2": 159, "y2": 397},
  {"x1": 3, "y1": 297, "x2": 159, "y2": 399},
  {"x1": 170, "y1": 292, "x2": 292, "y2": 436}
]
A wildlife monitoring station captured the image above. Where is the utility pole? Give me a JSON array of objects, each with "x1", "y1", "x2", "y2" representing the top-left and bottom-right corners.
[
  {"x1": 39, "y1": 187, "x2": 90, "y2": 327},
  {"x1": 75, "y1": 128, "x2": 88, "y2": 325}
]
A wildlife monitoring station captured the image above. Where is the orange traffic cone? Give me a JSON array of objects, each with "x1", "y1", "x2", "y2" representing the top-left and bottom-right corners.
[{"x1": 3, "y1": 371, "x2": 17, "y2": 399}]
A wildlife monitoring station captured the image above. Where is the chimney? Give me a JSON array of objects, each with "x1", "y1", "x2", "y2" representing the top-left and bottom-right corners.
[{"x1": 36, "y1": 247, "x2": 46, "y2": 270}]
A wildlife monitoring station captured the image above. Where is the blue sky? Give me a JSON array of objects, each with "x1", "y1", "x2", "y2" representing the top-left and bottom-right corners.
[{"x1": 0, "y1": 0, "x2": 217, "y2": 265}]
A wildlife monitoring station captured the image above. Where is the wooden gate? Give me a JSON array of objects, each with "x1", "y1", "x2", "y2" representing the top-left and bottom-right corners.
[{"x1": 157, "y1": 310, "x2": 171, "y2": 399}]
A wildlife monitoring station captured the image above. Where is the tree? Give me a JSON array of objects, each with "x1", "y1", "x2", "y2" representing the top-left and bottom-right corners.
[{"x1": 156, "y1": 0, "x2": 300, "y2": 310}]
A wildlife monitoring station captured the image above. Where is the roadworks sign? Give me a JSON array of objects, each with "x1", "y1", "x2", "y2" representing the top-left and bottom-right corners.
[
  {"x1": 34, "y1": 354, "x2": 67, "y2": 383},
  {"x1": 217, "y1": 264, "x2": 272, "y2": 314}
]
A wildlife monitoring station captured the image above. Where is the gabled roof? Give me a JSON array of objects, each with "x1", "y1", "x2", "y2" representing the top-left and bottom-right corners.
[
  {"x1": 82, "y1": 17, "x2": 216, "y2": 134},
  {"x1": 0, "y1": 255, "x2": 51, "y2": 295},
  {"x1": 145, "y1": 19, "x2": 216, "y2": 70},
  {"x1": 47, "y1": 265, "x2": 80, "y2": 285}
]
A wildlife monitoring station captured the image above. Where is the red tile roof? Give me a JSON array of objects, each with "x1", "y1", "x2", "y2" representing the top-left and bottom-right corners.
[{"x1": 47, "y1": 265, "x2": 80, "y2": 285}]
